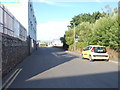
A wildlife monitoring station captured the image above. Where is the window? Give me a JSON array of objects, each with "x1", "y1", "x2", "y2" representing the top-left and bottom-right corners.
[
  {"x1": 31, "y1": 8, "x2": 32, "y2": 11},
  {"x1": 30, "y1": 4, "x2": 32, "y2": 7},
  {"x1": 85, "y1": 46, "x2": 89, "y2": 51},
  {"x1": 94, "y1": 47, "x2": 106, "y2": 53},
  {"x1": 85, "y1": 46, "x2": 92, "y2": 51}
]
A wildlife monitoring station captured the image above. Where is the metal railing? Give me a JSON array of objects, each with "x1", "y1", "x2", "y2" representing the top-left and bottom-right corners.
[{"x1": 0, "y1": 5, "x2": 27, "y2": 41}]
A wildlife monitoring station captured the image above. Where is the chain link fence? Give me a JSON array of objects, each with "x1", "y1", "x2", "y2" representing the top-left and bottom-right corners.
[{"x1": 0, "y1": 5, "x2": 27, "y2": 41}]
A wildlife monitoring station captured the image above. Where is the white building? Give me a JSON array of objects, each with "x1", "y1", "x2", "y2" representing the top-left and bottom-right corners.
[
  {"x1": 28, "y1": 0, "x2": 37, "y2": 41},
  {"x1": 52, "y1": 39, "x2": 63, "y2": 47}
]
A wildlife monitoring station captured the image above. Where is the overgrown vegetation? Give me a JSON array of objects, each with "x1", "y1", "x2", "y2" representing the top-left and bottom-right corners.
[{"x1": 60, "y1": 5, "x2": 119, "y2": 59}]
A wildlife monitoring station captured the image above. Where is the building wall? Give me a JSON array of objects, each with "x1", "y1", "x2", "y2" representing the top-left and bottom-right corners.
[
  {"x1": 52, "y1": 40, "x2": 63, "y2": 47},
  {"x1": 28, "y1": 0, "x2": 37, "y2": 41},
  {"x1": 28, "y1": 0, "x2": 37, "y2": 55},
  {"x1": 28, "y1": 36, "x2": 37, "y2": 55}
]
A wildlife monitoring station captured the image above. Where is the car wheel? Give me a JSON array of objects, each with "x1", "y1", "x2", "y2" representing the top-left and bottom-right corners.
[
  {"x1": 106, "y1": 59, "x2": 109, "y2": 62},
  {"x1": 89, "y1": 56, "x2": 93, "y2": 62},
  {"x1": 82, "y1": 54, "x2": 84, "y2": 59}
]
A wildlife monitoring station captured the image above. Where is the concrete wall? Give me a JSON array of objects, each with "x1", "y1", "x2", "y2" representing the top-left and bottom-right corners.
[
  {"x1": 2, "y1": 33, "x2": 28, "y2": 77},
  {"x1": 28, "y1": 36, "x2": 37, "y2": 56}
]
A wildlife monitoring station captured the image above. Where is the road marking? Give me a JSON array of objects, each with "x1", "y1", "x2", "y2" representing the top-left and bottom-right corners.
[
  {"x1": 3, "y1": 69, "x2": 22, "y2": 90},
  {"x1": 109, "y1": 60, "x2": 118, "y2": 64},
  {"x1": 52, "y1": 53, "x2": 59, "y2": 58},
  {"x1": 2, "y1": 69, "x2": 19, "y2": 88}
]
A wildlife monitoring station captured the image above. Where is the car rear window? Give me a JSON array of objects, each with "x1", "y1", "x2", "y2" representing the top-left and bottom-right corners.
[{"x1": 94, "y1": 47, "x2": 107, "y2": 53}]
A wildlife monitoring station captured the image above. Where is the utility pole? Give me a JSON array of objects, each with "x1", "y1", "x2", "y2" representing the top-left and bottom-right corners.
[{"x1": 73, "y1": 23, "x2": 76, "y2": 51}]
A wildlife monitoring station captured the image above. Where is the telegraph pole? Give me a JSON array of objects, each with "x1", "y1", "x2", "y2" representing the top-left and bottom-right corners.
[{"x1": 73, "y1": 23, "x2": 76, "y2": 51}]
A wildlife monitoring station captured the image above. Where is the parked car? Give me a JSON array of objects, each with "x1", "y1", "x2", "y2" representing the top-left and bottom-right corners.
[{"x1": 82, "y1": 45, "x2": 109, "y2": 62}]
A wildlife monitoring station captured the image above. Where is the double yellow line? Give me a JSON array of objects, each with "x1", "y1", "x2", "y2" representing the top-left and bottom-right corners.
[{"x1": 2, "y1": 68, "x2": 22, "y2": 89}]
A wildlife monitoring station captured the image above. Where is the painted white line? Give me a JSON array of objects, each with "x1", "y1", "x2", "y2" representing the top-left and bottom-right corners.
[
  {"x1": 52, "y1": 53, "x2": 60, "y2": 58},
  {"x1": 109, "y1": 60, "x2": 118, "y2": 64},
  {"x1": 2, "y1": 69, "x2": 19, "y2": 88},
  {"x1": 4, "y1": 69, "x2": 22, "y2": 89}
]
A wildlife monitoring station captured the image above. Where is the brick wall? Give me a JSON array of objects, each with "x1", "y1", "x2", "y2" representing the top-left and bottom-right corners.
[{"x1": 1, "y1": 33, "x2": 28, "y2": 77}]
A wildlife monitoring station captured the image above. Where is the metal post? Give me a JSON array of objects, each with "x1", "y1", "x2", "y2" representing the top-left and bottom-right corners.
[
  {"x1": 28, "y1": 35, "x2": 31, "y2": 56},
  {"x1": 3, "y1": 6, "x2": 5, "y2": 34}
]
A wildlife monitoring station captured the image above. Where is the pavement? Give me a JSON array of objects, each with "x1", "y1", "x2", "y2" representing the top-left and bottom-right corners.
[{"x1": 2, "y1": 47, "x2": 118, "y2": 88}]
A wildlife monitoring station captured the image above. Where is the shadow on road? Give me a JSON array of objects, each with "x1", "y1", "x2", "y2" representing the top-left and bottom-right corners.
[
  {"x1": 9, "y1": 47, "x2": 79, "y2": 87},
  {"x1": 25, "y1": 71, "x2": 118, "y2": 88}
]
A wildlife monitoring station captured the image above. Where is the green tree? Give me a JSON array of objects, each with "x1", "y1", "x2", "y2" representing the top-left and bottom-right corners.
[
  {"x1": 92, "y1": 15, "x2": 119, "y2": 49},
  {"x1": 68, "y1": 12, "x2": 106, "y2": 28},
  {"x1": 65, "y1": 28, "x2": 74, "y2": 46},
  {"x1": 63, "y1": 7, "x2": 119, "y2": 51}
]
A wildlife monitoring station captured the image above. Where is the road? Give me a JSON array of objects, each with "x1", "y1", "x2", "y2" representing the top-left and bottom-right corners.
[{"x1": 3, "y1": 47, "x2": 118, "y2": 88}]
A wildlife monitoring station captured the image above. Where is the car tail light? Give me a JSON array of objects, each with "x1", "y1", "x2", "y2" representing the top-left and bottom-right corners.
[
  {"x1": 105, "y1": 55, "x2": 108, "y2": 57},
  {"x1": 106, "y1": 49, "x2": 108, "y2": 53},
  {"x1": 93, "y1": 55, "x2": 96, "y2": 57},
  {"x1": 91, "y1": 47, "x2": 94, "y2": 52},
  {"x1": 105, "y1": 48, "x2": 108, "y2": 53}
]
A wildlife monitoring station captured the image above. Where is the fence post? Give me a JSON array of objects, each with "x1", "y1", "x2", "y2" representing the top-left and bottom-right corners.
[
  {"x1": 12, "y1": 17, "x2": 14, "y2": 37},
  {"x1": 3, "y1": 6, "x2": 4, "y2": 34},
  {"x1": 28, "y1": 35, "x2": 31, "y2": 56}
]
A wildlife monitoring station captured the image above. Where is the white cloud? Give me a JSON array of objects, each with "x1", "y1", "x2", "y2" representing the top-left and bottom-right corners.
[{"x1": 37, "y1": 21, "x2": 69, "y2": 41}]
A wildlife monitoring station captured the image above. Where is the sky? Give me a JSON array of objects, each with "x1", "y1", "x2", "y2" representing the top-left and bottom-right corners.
[
  {"x1": 1, "y1": 0, "x2": 118, "y2": 42},
  {"x1": 32, "y1": 0, "x2": 118, "y2": 42}
]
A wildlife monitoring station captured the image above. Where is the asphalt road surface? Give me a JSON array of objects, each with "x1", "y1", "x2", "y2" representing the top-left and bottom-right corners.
[{"x1": 3, "y1": 47, "x2": 118, "y2": 88}]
